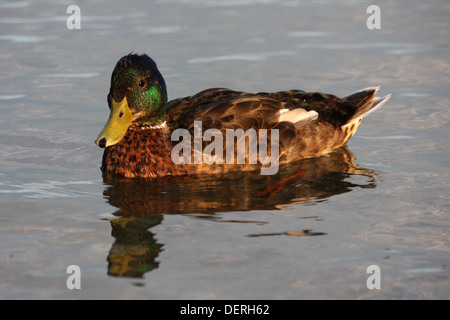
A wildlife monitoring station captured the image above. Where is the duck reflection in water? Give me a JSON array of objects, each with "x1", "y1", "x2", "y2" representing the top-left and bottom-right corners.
[{"x1": 102, "y1": 146, "x2": 379, "y2": 278}]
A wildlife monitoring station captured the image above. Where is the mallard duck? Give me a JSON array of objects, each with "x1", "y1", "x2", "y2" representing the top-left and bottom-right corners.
[{"x1": 95, "y1": 53, "x2": 390, "y2": 178}]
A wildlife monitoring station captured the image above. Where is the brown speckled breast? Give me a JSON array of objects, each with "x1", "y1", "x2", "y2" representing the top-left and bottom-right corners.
[{"x1": 101, "y1": 124, "x2": 187, "y2": 178}]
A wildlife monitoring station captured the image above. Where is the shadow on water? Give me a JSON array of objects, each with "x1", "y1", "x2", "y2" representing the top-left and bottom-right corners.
[{"x1": 101, "y1": 146, "x2": 379, "y2": 278}]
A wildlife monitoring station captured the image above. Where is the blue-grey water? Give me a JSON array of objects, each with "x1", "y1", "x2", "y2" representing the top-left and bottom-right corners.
[{"x1": 0, "y1": 0, "x2": 449, "y2": 299}]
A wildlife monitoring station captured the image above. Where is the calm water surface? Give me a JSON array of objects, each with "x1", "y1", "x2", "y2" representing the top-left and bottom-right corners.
[{"x1": 0, "y1": 0, "x2": 449, "y2": 299}]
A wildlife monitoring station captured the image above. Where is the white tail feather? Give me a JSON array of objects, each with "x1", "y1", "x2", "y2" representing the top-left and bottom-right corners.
[{"x1": 363, "y1": 94, "x2": 391, "y2": 117}]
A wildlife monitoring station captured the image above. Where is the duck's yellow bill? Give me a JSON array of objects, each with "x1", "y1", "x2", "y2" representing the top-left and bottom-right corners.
[{"x1": 95, "y1": 96, "x2": 133, "y2": 148}]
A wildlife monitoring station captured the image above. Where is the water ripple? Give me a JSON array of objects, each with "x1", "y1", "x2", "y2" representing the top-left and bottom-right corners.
[
  {"x1": 0, "y1": 35, "x2": 44, "y2": 43},
  {"x1": 38, "y1": 73, "x2": 100, "y2": 79},
  {"x1": 188, "y1": 51, "x2": 294, "y2": 64},
  {"x1": 0, "y1": 180, "x2": 100, "y2": 199},
  {"x1": 0, "y1": 94, "x2": 27, "y2": 100}
]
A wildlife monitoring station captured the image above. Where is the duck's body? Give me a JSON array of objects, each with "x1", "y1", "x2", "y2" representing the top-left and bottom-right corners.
[{"x1": 96, "y1": 54, "x2": 390, "y2": 178}]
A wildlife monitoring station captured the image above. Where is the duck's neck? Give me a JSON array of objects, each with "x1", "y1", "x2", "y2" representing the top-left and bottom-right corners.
[
  {"x1": 136, "y1": 81, "x2": 168, "y2": 126},
  {"x1": 132, "y1": 121, "x2": 167, "y2": 130},
  {"x1": 135, "y1": 107, "x2": 166, "y2": 126}
]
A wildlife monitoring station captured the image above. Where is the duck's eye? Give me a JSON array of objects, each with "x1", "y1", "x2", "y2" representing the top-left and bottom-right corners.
[{"x1": 138, "y1": 80, "x2": 145, "y2": 88}]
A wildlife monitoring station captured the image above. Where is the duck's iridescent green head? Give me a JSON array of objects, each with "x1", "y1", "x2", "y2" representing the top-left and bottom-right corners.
[{"x1": 95, "y1": 53, "x2": 167, "y2": 148}]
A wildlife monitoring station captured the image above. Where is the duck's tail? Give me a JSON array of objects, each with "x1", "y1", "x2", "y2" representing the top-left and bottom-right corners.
[{"x1": 343, "y1": 87, "x2": 391, "y2": 126}]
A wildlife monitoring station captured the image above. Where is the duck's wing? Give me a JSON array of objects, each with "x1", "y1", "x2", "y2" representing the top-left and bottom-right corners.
[
  {"x1": 166, "y1": 87, "x2": 389, "y2": 135},
  {"x1": 166, "y1": 88, "x2": 326, "y2": 135},
  {"x1": 166, "y1": 88, "x2": 318, "y2": 133}
]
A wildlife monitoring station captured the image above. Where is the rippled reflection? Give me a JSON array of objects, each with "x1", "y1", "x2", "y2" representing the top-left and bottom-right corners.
[
  {"x1": 102, "y1": 146, "x2": 379, "y2": 278},
  {"x1": 107, "y1": 216, "x2": 163, "y2": 278}
]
